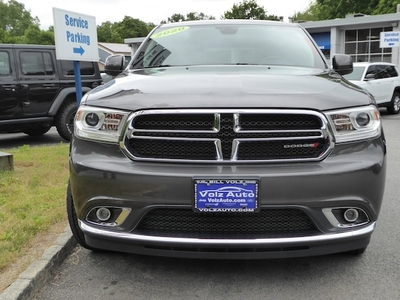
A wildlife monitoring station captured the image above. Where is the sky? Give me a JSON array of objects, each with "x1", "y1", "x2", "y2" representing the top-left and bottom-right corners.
[{"x1": 15, "y1": 0, "x2": 313, "y2": 30}]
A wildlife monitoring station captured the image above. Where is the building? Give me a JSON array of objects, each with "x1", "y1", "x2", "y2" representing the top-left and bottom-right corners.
[
  {"x1": 98, "y1": 42, "x2": 132, "y2": 71},
  {"x1": 300, "y1": 8, "x2": 400, "y2": 65},
  {"x1": 124, "y1": 37, "x2": 145, "y2": 57}
]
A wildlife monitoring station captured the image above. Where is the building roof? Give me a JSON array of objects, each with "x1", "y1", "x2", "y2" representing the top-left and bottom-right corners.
[
  {"x1": 300, "y1": 12, "x2": 400, "y2": 32},
  {"x1": 98, "y1": 42, "x2": 131, "y2": 54}
]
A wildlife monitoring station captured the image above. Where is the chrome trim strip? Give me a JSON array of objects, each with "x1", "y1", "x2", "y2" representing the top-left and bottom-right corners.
[
  {"x1": 231, "y1": 139, "x2": 240, "y2": 161},
  {"x1": 322, "y1": 207, "x2": 370, "y2": 228},
  {"x1": 127, "y1": 108, "x2": 326, "y2": 116},
  {"x1": 233, "y1": 113, "x2": 241, "y2": 132},
  {"x1": 130, "y1": 136, "x2": 219, "y2": 142},
  {"x1": 80, "y1": 221, "x2": 375, "y2": 245},
  {"x1": 85, "y1": 207, "x2": 132, "y2": 227},
  {"x1": 215, "y1": 140, "x2": 223, "y2": 160},
  {"x1": 233, "y1": 136, "x2": 324, "y2": 141}
]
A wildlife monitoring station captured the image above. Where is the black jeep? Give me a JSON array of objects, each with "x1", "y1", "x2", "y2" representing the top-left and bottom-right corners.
[{"x1": 0, "y1": 44, "x2": 102, "y2": 140}]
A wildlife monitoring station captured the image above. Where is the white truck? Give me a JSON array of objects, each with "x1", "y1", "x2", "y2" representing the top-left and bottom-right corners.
[{"x1": 344, "y1": 61, "x2": 400, "y2": 114}]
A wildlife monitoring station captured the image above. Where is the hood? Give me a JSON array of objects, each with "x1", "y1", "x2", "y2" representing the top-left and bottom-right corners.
[{"x1": 84, "y1": 66, "x2": 372, "y2": 112}]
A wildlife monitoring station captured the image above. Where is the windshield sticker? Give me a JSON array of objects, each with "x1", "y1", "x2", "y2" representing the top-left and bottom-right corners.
[{"x1": 151, "y1": 27, "x2": 189, "y2": 39}]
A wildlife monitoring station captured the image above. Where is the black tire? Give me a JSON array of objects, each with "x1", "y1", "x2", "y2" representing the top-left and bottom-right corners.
[
  {"x1": 347, "y1": 246, "x2": 367, "y2": 255},
  {"x1": 22, "y1": 123, "x2": 51, "y2": 136},
  {"x1": 55, "y1": 101, "x2": 78, "y2": 141},
  {"x1": 66, "y1": 182, "x2": 98, "y2": 251},
  {"x1": 387, "y1": 91, "x2": 400, "y2": 114}
]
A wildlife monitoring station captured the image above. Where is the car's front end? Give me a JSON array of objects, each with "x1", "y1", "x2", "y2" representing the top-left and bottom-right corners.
[{"x1": 67, "y1": 20, "x2": 386, "y2": 259}]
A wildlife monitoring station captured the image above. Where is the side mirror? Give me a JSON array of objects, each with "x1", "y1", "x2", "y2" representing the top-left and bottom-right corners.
[
  {"x1": 104, "y1": 54, "x2": 125, "y2": 76},
  {"x1": 332, "y1": 54, "x2": 353, "y2": 75},
  {"x1": 364, "y1": 73, "x2": 376, "y2": 80}
]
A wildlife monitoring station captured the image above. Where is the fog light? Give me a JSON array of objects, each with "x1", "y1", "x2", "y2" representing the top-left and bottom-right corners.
[
  {"x1": 344, "y1": 208, "x2": 359, "y2": 222},
  {"x1": 96, "y1": 207, "x2": 111, "y2": 221}
]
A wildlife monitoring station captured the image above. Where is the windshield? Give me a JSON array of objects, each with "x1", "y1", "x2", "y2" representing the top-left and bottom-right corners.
[
  {"x1": 130, "y1": 23, "x2": 327, "y2": 70},
  {"x1": 343, "y1": 66, "x2": 365, "y2": 81}
]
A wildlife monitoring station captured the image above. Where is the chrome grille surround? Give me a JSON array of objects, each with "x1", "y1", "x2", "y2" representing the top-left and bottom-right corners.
[{"x1": 120, "y1": 109, "x2": 334, "y2": 163}]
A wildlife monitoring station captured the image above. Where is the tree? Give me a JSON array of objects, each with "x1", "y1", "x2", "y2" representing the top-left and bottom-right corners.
[
  {"x1": 292, "y1": 2, "x2": 323, "y2": 22},
  {"x1": 115, "y1": 16, "x2": 150, "y2": 38},
  {"x1": 162, "y1": 12, "x2": 215, "y2": 23},
  {"x1": 166, "y1": 13, "x2": 186, "y2": 23},
  {"x1": 97, "y1": 17, "x2": 154, "y2": 43},
  {"x1": 222, "y1": 0, "x2": 280, "y2": 20},
  {"x1": 373, "y1": 0, "x2": 400, "y2": 14},
  {"x1": 97, "y1": 21, "x2": 120, "y2": 43},
  {"x1": 20, "y1": 25, "x2": 54, "y2": 45},
  {"x1": 186, "y1": 12, "x2": 215, "y2": 21},
  {"x1": 0, "y1": 28, "x2": 12, "y2": 43},
  {"x1": 314, "y1": 0, "x2": 380, "y2": 20},
  {"x1": 0, "y1": 0, "x2": 39, "y2": 37},
  {"x1": 291, "y1": 0, "x2": 396, "y2": 22}
]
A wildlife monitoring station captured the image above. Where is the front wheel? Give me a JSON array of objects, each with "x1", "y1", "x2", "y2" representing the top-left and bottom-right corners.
[
  {"x1": 347, "y1": 246, "x2": 367, "y2": 256},
  {"x1": 387, "y1": 91, "x2": 400, "y2": 114},
  {"x1": 55, "y1": 101, "x2": 77, "y2": 141},
  {"x1": 66, "y1": 182, "x2": 98, "y2": 251}
]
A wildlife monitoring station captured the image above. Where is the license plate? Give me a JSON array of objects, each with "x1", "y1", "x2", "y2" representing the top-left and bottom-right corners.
[{"x1": 194, "y1": 179, "x2": 258, "y2": 212}]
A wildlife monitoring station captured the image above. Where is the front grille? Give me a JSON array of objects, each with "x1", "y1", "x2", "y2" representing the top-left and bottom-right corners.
[
  {"x1": 134, "y1": 208, "x2": 321, "y2": 239},
  {"x1": 122, "y1": 109, "x2": 332, "y2": 163}
]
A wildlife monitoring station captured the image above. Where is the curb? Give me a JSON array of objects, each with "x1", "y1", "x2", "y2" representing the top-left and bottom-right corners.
[{"x1": 0, "y1": 226, "x2": 76, "y2": 300}]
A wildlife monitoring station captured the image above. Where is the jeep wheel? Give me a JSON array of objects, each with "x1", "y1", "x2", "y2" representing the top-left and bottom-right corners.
[
  {"x1": 387, "y1": 91, "x2": 400, "y2": 114},
  {"x1": 55, "y1": 101, "x2": 77, "y2": 141},
  {"x1": 22, "y1": 124, "x2": 51, "y2": 136},
  {"x1": 66, "y1": 182, "x2": 98, "y2": 251}
]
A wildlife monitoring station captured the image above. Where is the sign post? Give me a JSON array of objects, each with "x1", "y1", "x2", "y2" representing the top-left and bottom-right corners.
[{"x1": 53, "y1": 8, "x2": 99, "y2": 105}]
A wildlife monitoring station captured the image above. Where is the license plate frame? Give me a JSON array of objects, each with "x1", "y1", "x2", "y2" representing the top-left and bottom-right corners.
[{"x1": 194, "y1": 179, "x2": 259, "y2": 212}]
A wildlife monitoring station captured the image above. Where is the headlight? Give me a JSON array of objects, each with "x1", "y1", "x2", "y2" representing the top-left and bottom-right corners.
[
  {"x1": 74, "y1": 106, "x2": 130, "y2": 143},
  {"x1": 326, "y1": 106, "x2": 381, "y2": 143}
]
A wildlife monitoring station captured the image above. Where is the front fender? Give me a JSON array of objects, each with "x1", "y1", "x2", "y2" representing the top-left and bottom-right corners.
[{"x1": 48, "y1": 87, "x2": 92, "y2": 116}]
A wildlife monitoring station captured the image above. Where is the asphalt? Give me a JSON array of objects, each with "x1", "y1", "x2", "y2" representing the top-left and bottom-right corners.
[{"x1": 0, "y1": 227, "x2": 76, "y2": 300}]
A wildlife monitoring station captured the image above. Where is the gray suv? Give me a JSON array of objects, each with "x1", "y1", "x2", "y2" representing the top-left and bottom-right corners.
[{"x1": 67, "y1": 20, "x2": 386, "y2": 259}]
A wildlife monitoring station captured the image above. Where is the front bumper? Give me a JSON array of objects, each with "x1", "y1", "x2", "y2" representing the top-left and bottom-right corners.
[
  {"x1": 80, "y1": 220, "x2": 374, "y2": 259},
  {"x1": 69, "y1": 136, "x2": 386, "y2": 259}
]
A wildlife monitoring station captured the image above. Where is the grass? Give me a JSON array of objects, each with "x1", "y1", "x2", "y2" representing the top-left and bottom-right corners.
[{"x1": 0, "y1": 143, "x2": 70, "y2": 272}]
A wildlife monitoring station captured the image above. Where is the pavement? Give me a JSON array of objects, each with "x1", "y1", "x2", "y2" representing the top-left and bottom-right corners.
[{"x1": 0, "y1": 227, "x2": 76, "y2": 300}]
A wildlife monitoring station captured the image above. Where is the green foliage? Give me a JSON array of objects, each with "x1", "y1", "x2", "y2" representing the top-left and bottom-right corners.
[
  {"x1": 293, "y1": 0, "x2": 398, "y2": 22},
  {"x1": 97, "y1": 21, "x2": 117, "y2": 43},
  {"x1": 163, "y1": 12, "x2": 216, "y2": 23},
  {"x1": 0, "y1": 0, "x2": 54, "y2": 44},
  {"x1": 315, "y1": 0, "x2": 379, "y2": 19},
  {"x1": 0, "y1": 0, "x2": 39, "y2": 37},
  {"x1": 166, "y1": 13, "x2": 186, "y2": 23},
  {"x1": 291, "y1": 1, "x2": 320, "y2": 22},
  {"x1": 0, "y1": 0, "x2": 155, "y2": 44},
  {"x1": 18, "y1": 25, "x2": 54, "y2": 45},
  {"x1": 222, "y1": 0, "x2": 280, "y2": 20},
  {"x1": 0, "y1": 144, "x2": 70, "y2": 272},
  {"x1": 97, "y1": 17, "x2": 155, "y2": 43},
  {"x1": 373, "y1": 0, "x2": 400, "y2": 14}
]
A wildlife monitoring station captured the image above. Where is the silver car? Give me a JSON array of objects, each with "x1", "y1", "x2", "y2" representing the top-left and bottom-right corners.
[{"x1": 67, "y1": 20, "x2": 386, "y2": 259}]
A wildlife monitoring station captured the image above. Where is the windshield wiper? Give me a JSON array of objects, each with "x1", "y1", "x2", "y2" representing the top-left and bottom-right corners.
[
  {"x1": 235, "y1": 63, "x2": 259, "y2": 65},
  {"x1": 143, "y1": 64, "x2": 173, "y2": 68}
]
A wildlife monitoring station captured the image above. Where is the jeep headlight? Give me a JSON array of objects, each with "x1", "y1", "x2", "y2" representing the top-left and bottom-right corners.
[
  {"x1": 326, "y1": 106, "x2": 381, "y2": 143},
  {"x1": 74, "y1": 106, "x2": 129, "y2": 143}
]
